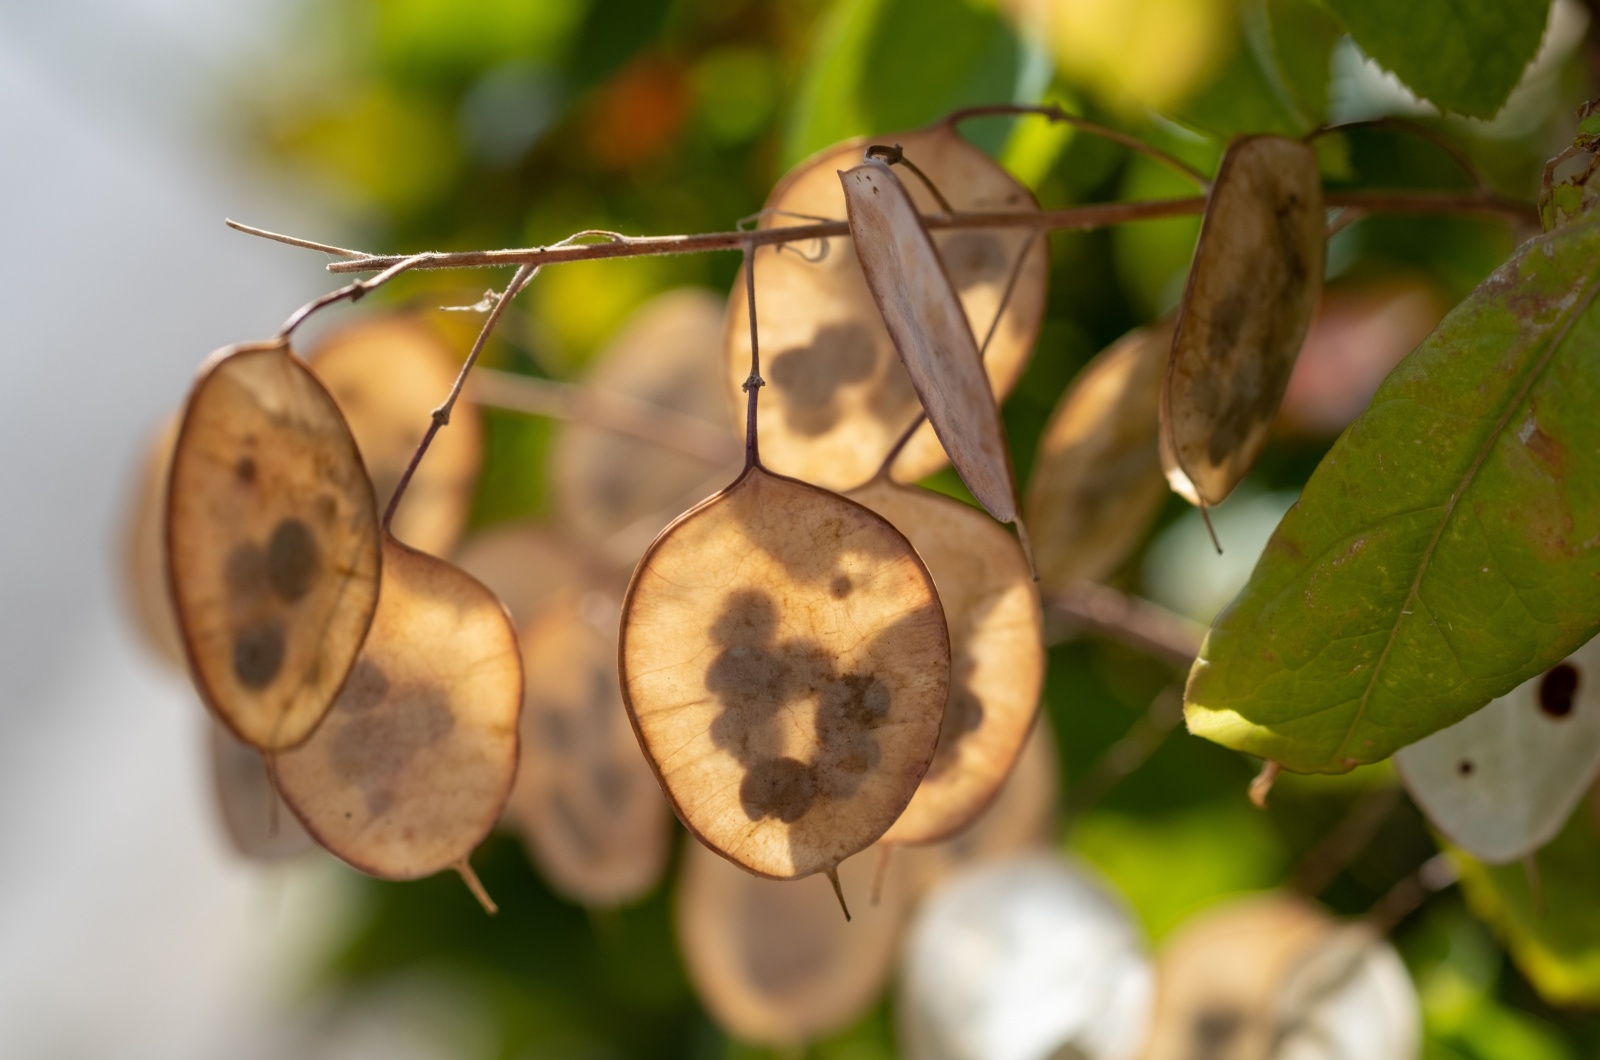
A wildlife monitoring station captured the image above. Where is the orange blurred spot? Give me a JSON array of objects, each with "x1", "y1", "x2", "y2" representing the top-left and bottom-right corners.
[{"x1": 586, "y1": 56, "x2": 691, "y2": 170}]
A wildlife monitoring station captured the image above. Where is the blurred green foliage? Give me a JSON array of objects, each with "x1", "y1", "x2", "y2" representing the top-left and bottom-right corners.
[{"x1": 234, "y1": 0, "x2": 1600, "y2": 1055}]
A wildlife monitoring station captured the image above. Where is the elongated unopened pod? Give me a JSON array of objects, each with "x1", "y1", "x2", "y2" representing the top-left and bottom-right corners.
[
  {"x1": 620, "y1": 466, "x2": 949, "y2": 890},
  {"x1": 724, "y1": 125, "x2": 1045, "y2": 491},
  {"x1": 1160, "y1": 135, "x2": 1324, "y2": 508},
  {"x1": 167, "y1": 339, "x2": 381, "y2": 751},
  {"x1": 271, "y1": 537, "x2": 521, "y2": 901}
]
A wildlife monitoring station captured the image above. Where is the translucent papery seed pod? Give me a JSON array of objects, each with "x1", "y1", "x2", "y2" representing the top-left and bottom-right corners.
[
  {"x1": 121, "y1": 416, "x2": 184, "y2": 669},
  {"x1": 308, "y1": 315, "x2": 483, "y2": 557},
  {"x1": 452, "y1": 521, "x2": 586, "y2": 633},
  {"x1": 208, "y1": 720, "x2": 314, "y2": 861},
  {"x1": 676, "y1": 842, "x2": 906, "y2": 1048},
  {"x1": 1396, "y1": 635, "x2": 1600, "y2": 864},
  {"x1": 507, "y1": 587, "x2": 671, "y2": 907},
  {"x1": 724, "y1": 123, "x2": 1047, "y2": 491},
  {"x1": 898, "y1": 852, "x2": 1153, "y2": 1060},
  {"x1": 551, "y1": 288, "x2": 742, "y2": 570}
]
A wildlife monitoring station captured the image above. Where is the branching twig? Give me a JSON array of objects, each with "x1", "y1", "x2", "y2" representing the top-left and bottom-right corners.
[{"x1": 1045, "y1": 582, "x2": 1206, "y2": 667}]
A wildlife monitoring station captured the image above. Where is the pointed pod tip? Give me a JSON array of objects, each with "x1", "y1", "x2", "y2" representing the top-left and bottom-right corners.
[
  {"x1": 456, "y1": 859, "x2": 498, "y2": 915},
  {"x1": 1199, "y1": 505, "x2": 1223, "y2": 555},
  {"x1": 825, "y1": 867, "x2": 852, "y2": 922},
  {"x1": 1013, "y1": 517, "x2": 1039, "y2": 582},
  {"x1": 1249, "y1": 760, "x2": 1280, "y2": 808}
]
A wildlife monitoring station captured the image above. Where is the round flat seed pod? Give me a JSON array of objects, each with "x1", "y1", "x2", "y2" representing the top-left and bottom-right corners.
[
  {"x1": 848, "y1": 480, "x2": 1043, "y2": 845},
  {"x1": 309, "y1": 315, "x2": 482, "y2": 556},
  {"x1": 1160, "y1": 135, "x2": 1325, "y2": 508},
  {"x1": 1026, "y1": 322, "x2": 1173, "y2": 593},
  {"x1": 167, "y1": 339, "x2": 381, "y2": 751},
  {"x1": 1396, "y1": 637, "x2": 1600, "y2": 864},
  {"x1": 677, "y1": 842, "x2": 904, "y2": 1047},
  {"x1": 841, "y1": 159, "x2": 1022, "y2": 524},
  {"x1": 121, "y1": 417, "x2": 184, "y2": 668},
  {"x1": 898, "y1": 853, "x2": 1153, "y2": 1060},
  {"x1": 620, "y1": 466, "x2": 950, "y2": 881},
  {"x1": 508, "y1": 588, "x2": 671, "y2": 907},
  {"x1": 209, "y1": 721, "x2": 314, "y2": 861},
  {"x1": 452, "y1": 522, "x2": 584, "y2": 632},
  {"x1": 1271, "y1": 923, "x2": 1419, "y2": 1060},
  {"x1": 553, "y1": 289, "x2": 741, "y2": 568},
  {"x1": 725, "y1": 125, "x2": 1046, "y2": 490},
  {"x1": 270, "y1": 536, "x2": 522, "y2": 882}
]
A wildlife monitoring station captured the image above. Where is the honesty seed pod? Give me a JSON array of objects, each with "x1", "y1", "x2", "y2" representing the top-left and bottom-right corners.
[
  {"x1": 309, "y1": 316, "x2": 483, "y2": 557},
  {"x1": 209, "y1": 721, "x2": 313, "y2": 861},
  {"x1": 1160, "y1": 135, "x2": 1325, "y2": 509},
  {"x1": 619, "y1": 465, "x2": 950, "y2": 890},
  {"x1": 507, "y1": 587, "x2": 670, "y2": 907},
  {"x1": 166, "y1": 339, "x2": 381, "y2": 751},
  {"x1": 724, "y1": 124, "x2": 1046, "y2": 491},
  {"x1": 121, "y1": 417, "x2": 184, "y2": 669},
  {"x1": 453, "y1": 521, "x2": 584, "y2": 632},
  {"x1": 848, "y1": 479, "x2": 1043, "y2": 846},
  {"x1": 270, "y1": 536, "x2": 522, "y2": 904}
]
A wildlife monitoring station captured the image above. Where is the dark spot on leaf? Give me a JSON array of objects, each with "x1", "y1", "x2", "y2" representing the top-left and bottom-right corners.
[
  {"x1": 1539, "y1": 663, "x2": 1580, "y2": 718},
  {"x1": 235, "y1": 456, "x2": 257, "y2": 484},
  {"x1": 740, "y1": 757, "x2": 816, "y2": 822},
  {"x1": 267, "y1": 518, "x2": 320, "y2": 602},
  {"x1": 1458, "y1": 759, "x2": 1474, "y2": 777},
  {"x1": 337, "y1": 659, "x2": 390, "y2": 713},
  {"x1": 233, "y1": 620, "x2": 286, "y2": 689},
  {"x1": 768, "y1": 322, "x2": 879, "y2": 437},
  {"x1": 331, "y1": 683, "x2": 455, "y2": 784},
  {"x1": 830, "y1": 575, "x2": 851, "y2": 598}
]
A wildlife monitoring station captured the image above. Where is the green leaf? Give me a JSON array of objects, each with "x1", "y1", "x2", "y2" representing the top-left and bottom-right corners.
[
  {"x1": 1263, "y1": 0, "x2": 1342, "y2": 126},
  {"x1": 1455, "y1": 803, "x2": 1600, "y2": 1007},
  {"x1": 1186, "y1": 220, "x2": 1600, "y2": 774},
  {"x1": 1320, "y1": 0, "x2": 1548, "y2": 119}
]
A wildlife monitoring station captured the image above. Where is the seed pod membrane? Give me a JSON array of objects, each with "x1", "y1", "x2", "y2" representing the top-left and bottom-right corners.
[
  {"x1": 309, "y1": 316, "x2": 482, "y2": 556},
  {"x1": 1161, "y1": 135, "x2": 1325, "y2": 508},
  {"x1": 167, "y1": 339, "x2": 381, "y2": 751},
  {"x1": 453, "y1": 522, "x2": 583, "y2": 632},
  {"x1": 1396, "y1": 637, "x2": 1600, "y2": 864},
  {"x1": 270, "y1": 536, "x2": 522, "y2": 882},
  {"x1": 725, "y1": 125, "x2": 1046, "y2": 490},
  {"x1": 508, "y1": 589, "x2": 670, "y2": 907},
  {"x1": 1026, "y1": 323, "x2": 1172, "y2": 593},
  {"x1": 620, "y1": 466, "x2": 949, "y2": 881},
  {"x1": 848, "y1": 480, "x2": 1043, "y2": 845},
  {"x1": 553, "y1": 289, "x2": 741, "y2": 568},
  {"x1": 209, "y1": 721, "x2": 314, "y2": 861},
  {"x1": 122, "y1": 417, "x2": 184, "y2": 668},
  {"x1": 841, "y1": 159, "x2": 1021, "y2": 525},
  {"x1": 677, "y1": 842, "x2": 904, "y2": 1046}
]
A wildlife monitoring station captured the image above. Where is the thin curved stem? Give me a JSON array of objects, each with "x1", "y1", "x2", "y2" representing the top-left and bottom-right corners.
[
  {"x1": 276, "y1": 254, "x2": 429, "y2": 339},
  {"x1": 741, "y1": 242, "x2": 763, "y2": 470},
  {"x1": 944, "y1": 102, "x2": 1212, "y2": 189}
]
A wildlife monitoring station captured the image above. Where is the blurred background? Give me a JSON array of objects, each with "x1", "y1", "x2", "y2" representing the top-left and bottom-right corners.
[{"x1": 3, "y1": 0, "x2": 1598, "y2": 1056}]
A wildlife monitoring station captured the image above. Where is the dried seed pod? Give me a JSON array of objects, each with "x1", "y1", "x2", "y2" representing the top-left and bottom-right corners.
[
  {"x1": 676, "y1": 842, "x2": 904, "y2": 1047},
  {"x1": 1144, "y1": 893, "x2": 1418, "y2": 1060},
  {"x1": 508, "y1": 588, "x2": 671, "y2": 907},
  {"x1": 620, "y1": 466, "x2": 949, "y2": 882},
  {"x1": 848, "y1": 480, "x2": 1043, "y2": 845},
  {"x1": 309, "y1": 316, "x2": 482, "y2": 556},
  {"x1": 553, "y1": 289, "x2": 741, "y2": 568},
  {"x1": 121, "y1": 417, "x2": 184, "y2": 668},
  {"x1": 167, "y1": 339, "x2": 381, "y2": 751},
  {"x1": 270, "y1": 537, "x2": 522, "y2": 885},
  {"x1": 453, "y1": 522, "x2": 583, "y2": 631},
  {"x1": 1160, "y1": 135, "x2": 1325, "y2": 508},
  {"x1": 841, "y1": 159, "x2": 1022, "y2": 525},
  {"x1": 209, "y1": 721, "x2": 314, "y2": 861},
  {"x1": 725, "y1": 125, "x2": 1046, "y2": 490},
  {"x1": 1026, "y1": 323, "x2": 1173, "y2": 593},
  {"x1": 898, "y1": 853, "x2": 1153, "y2": 1060},
  {"x1": 1396, "y1": 637, "x2": 1600, "y2": 864}
]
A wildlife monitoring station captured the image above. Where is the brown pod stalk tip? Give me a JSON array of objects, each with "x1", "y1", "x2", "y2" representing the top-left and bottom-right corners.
[
  {"x1": 619, "y1": 466, "x2": 950, "y2": 881},
  {"x1": 840, "y1": 159, "x2": 1022, "y2": 525},
  {"x1": 849, "y1": 481, "x2": 1044, "y2": 846},
  {"x1": 166, "y1": 339, "x2": 381, "y2": 751},
  {"x1": 508, "y1": 588, "x2": 671, "y2": 907},
  {"x1": 1161, "y1": 135, "x2": 1325, "y2": 508},
  {"x1": 270, "y1": 536, "x2": 522, "y2": 885},
  {"x1": 724, "y1": 125, "x2": 1046, "y2": 490}
]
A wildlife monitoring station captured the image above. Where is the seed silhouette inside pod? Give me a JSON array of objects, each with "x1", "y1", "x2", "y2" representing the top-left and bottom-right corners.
[
  {"x1": 1027, "y1": 322, "x2": 1172, "y2": 593},
  {"x1": 724, "y1": 125, "x2": 1046, "y2": 490},
  {"x1": 122, "y1": 417, "x2": 184, "y2": 669},
  {"x1": 167, "y1": 339, "x2": 381, "y2": 751},
  {"x1": 1396, "y1": 636, "x2": 1600, "y2": 864},
  {"x1": 848, "y1": 480, "x2": 1043, "y2": 846},
  {"x1": 841, "y1": 158, "x2": 1023, "y2": 527},
  {"x1": 453, "y1": 522, "x2": 582, "y2": 632},
  {"x1": 209, "y1": 721, "x2": 314, "y2": 861},
  {"x1": 620, "y1": 466, "x2": 949, "y2": 884},
  {"x1": 1160, "y1": 135, "x2": 1325, "y2": 508},
  {"x1": 270, "y1": 536, "x2": 522, "y2": 898},
  {"x1": 308, "y1": 316, "x2": 483, "y2": 556},
  {"x1": 508, "y1": 588, "x2": 671, "y2": 907},
  {"x1": 553, "y1": 289, "x2": 741, "y2": 568},
  {"x1": 676, "y1": 841, "x2": 905, "y2": 1047}
]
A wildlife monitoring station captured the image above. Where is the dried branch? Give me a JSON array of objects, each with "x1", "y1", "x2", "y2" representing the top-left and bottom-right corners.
[{"x1": 1045, "y1": 582, "x2": 1206, "y2": 667}]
